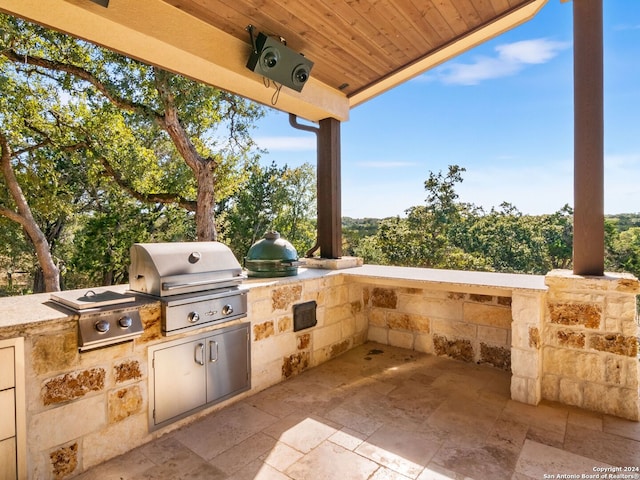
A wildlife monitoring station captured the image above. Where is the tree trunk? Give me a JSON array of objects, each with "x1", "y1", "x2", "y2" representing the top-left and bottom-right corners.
[
  {"x1": 195, "y1": 162, "x2": 217, "y2": 241},
  {"x1": 33, "y1": 268, "x2": 45, "y2": 294},
  {"x1": 27, "y1": 231, "x2": 60, "y2": 292},
  {"x1": 154, "y1": 69, "x2": 218, "y2": 241},
  {"x1": 102, "y1": 270, "x2": 114, "y2": 286},
  {"x1": 0, "y1": 133, "x2": 60, "y2": 292}
]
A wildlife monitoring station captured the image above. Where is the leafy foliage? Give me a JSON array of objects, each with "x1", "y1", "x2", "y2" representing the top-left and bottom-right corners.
[
  {"x1": 342, "y1": 217, "x2": 381, "y2": 257},
  {"x1": 0, "y1": 13, "x2": 264, "y2": 292},
  {"x1": 349, "y1": 165, "x2": 639, "y2": 279},
  {"x1": 2, "y1": 14, "x2": 639, "y2": 295},
  {"x1": 218, "y1": 161, "x2": 316, "y2": 261}
]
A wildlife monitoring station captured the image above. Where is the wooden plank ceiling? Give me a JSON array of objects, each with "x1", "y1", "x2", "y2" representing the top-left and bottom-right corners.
[{"x1": 161, "y1": 0, "x2": 536, "y2": 98}]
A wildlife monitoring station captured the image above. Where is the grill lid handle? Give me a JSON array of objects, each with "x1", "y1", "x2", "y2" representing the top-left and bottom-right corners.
[{"x1": 161, "y1": 275, "x2": 246, "y2": 291}]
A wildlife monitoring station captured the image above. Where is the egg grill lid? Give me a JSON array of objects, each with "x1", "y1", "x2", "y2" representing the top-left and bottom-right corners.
[{"x1": 244, "y1": 232, "x2": 303, "y2": 277}]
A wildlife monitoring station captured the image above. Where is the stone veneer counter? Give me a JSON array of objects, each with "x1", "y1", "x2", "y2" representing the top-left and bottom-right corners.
[
  {"x1": 0, "y1": 265, "x2": 637, "y2": 478},
  {"x1": 341, "y1": 265, "x2": 548, "y2": 293},
  {"x1": 0, "y1": 284, "x2": 144, "y2": 336},
  {"x1": 0, "y1": 266, "x2": 548, "y2": 335}
]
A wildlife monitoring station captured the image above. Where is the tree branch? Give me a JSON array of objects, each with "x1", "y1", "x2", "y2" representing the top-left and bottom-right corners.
[
  {"x1": 2, "y1": 48, "x2": 163, "y2": 122},
  {"x1": 96, "y1": 151, "x2": 197, "y2": 211},
  {"x1": 0, "y1": 205, "x2": 24, "y2": 225},
  {"x1": 0, "y1": 129, "x2": 60, "y2": 290},
  {"x1": 153, "y1": 67, "x2": 212, "y2": 172}
]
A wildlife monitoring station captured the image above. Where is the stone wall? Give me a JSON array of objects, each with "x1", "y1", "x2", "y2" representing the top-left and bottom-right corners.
[
  {"x1": 248, "y1": 275, "x2": 368, "y2": 391},
  {"x1": 8, "y1": 267, "x2": 640, "y2": 478},
  {"x1": 364, "y1": 285, "x2": 513, "y2": 371},
  {"x1": 359, "y1": 271, "x2": 640, "y2": 421},
  {"x1": 24, "y1": 302, "x2": 160, "y2": 479},
  {"x1": 19, "y1": 275, "x2": 367, "y2": 479},
  {"x1": 542, "y1": 270, "x2": 640, "y2": 420},
  {"x1": 510, "y1": 291, "x2": 546, "y2": 406}
]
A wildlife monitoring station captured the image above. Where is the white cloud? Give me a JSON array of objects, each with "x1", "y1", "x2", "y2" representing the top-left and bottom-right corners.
[
  {"x1": 429, "y1": 38, "x2": 570, "y2": 86},
  {"x1": 496, "y1": 39, "x2": 565, "y2": 64},
  {"x1": 613, "y1": 24, "x2": 640, "y2": 31},
  {"x1": 255, "y1": 136, "x2": 316, "y2": 151},
  {"x1": 355, "y1": 161, "x2": 417, "y2": 168}
]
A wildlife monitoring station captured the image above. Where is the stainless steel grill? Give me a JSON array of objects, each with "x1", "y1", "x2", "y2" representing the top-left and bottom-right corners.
[{"x1": 129, "y1": 242, "x2": 247, "y2": 335}]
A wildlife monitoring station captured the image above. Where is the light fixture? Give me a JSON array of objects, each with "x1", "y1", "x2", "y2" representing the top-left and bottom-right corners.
[{"x1": 246, "y1": 25, "x2": 314, "y2": 93}]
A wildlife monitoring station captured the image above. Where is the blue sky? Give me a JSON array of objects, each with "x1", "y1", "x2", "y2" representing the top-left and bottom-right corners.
[{"x1": 252, "y1": 1, "x2": 640, "y2": 219}]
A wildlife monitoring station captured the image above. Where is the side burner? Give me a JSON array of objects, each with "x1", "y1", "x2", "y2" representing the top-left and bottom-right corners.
[{"x1": 50, "y1": 288, "x2": 144, "y2": 351}]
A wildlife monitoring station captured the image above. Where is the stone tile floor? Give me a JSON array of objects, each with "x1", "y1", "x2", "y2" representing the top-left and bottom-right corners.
[{"x1": 77, "y1": 342, "x2": 640, "y2": 480}]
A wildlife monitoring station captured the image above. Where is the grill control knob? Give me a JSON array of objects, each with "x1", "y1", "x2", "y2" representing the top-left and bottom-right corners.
[
  {"x1": 95, "y1": 319, "x2": 110, "y2": 333},
  {"x1": 222, "y1": 304, "x2": 234, "y2": 316},
  {"x1": 118, "y1": 315, "x2": 133, "y2": 329},
  {"x1": 188, "y1": 312, "x2": 200, "y2": 323}
]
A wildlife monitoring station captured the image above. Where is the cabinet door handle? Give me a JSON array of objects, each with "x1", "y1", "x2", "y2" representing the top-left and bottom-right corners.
[
  {"x1": 194, "y1": 343, "x2": 205, "y2": 365},
  {"x1": 209, "y1": 340, "x2": 219, "y2": 363}
]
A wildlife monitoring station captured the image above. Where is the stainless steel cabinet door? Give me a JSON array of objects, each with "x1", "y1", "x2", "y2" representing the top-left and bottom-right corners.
[
  {"x1": 153, "y1": 340, "x2": 207, "y2": 425},
  {"x1": 206, "y1": 324, "x2": 249, "y2": 403}
]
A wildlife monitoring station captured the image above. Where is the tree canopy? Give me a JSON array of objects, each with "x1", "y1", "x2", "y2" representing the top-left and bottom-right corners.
[
  {"x1": 0, "y1": 14, "x2": 318, "y2": 293},
  {"x1": 1, "y1": 15, "x2": 639, "y2": 296},
  {"x1": 350, "y1": 165, "x2": 638, "y2": 280}
]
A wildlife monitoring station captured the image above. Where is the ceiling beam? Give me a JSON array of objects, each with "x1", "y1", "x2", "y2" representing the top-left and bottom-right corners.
[{"x1": 0, "y1": 0, "x2": 350, "y2": 122}]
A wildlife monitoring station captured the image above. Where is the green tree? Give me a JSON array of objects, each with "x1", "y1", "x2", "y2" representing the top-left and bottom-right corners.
[
  {"x1": 459, "y1": 203, "x2": 548, "y2": 274},
  {"x1": 539, "y1": 205, "x2": 573, "y2": 270},
  {"x1": 0, "y1": 14, "x2": 264, "y2": 292},
  {"x1": 63, "y1": 195, "x2": 195, "y2": 289},
  {"x1": 270, "y1": 162, "x2": 316, "y2": 254},
  {"x1": 0, "y1": 50, "x2": 96, "y2": 291},
  {"x1": 0, "y1": 218, "x2": 32, "y2": 295},
  {"x1": 367, "y1": 166, "x2": 576, "y2": 274},
  {"x1": 0, "y1": 14, "x2": 264, "y2": 243},
  {"x1": 342, "y1": 217, "x2": 382, "y2": 257},
  {"x1": 606, "y1": 225, "x2": 640, "y2": 278},
  {"x1": 352, "y1": 234, "x2": 385, "y2": 265},
  {"x1": 219, "y1": 161, "x2": 316, "y2": 260},
  {"x1": 375, "y1": 165, "x2": 473, "y2": 268}
]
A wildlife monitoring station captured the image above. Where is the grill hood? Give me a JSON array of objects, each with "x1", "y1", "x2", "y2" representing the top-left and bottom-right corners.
[{"x1": 129, "y1": 241, "x2": 245, "y2": 297}]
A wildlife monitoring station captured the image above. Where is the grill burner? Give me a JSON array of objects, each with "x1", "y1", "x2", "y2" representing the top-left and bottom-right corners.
[
  {"x1": 129, "y1": 242, "x2": 248, "y2": 335},
  {"x1": 77, "y1": 307, "x2": 143, "y2": 351}
]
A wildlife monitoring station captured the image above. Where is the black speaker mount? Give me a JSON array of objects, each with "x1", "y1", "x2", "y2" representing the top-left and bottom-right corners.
[{"x1": 246, "y1": 25, "x2": 314, "y2": 93}]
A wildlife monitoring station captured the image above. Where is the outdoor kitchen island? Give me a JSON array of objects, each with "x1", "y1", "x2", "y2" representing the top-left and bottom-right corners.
[{"x1": 0, "y1": 264, "x2": 637, "y2": 479}]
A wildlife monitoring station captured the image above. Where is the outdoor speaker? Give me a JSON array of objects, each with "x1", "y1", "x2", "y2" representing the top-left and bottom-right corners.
[{"x1": 246, "y1": 32, "x2": 314, "y2": 92}]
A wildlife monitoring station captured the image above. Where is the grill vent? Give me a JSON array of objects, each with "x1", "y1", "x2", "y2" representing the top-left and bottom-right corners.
[{"x1": 293, "y1": 301, "x2": 317, "y2": 332}]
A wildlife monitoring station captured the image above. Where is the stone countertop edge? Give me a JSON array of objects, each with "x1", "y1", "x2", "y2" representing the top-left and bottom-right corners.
[
  {"x1": 0, "y1": 265, "x2": 547, "y2": 333},
  {"x1": 0, "y1": 284, "x2": 154, "y2": 333},
  {"x1": 339, "y1": 265, "x2": 548, "y2": 292}
]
